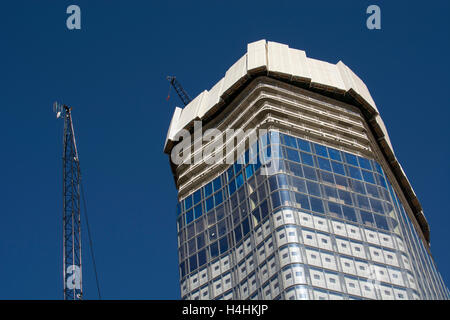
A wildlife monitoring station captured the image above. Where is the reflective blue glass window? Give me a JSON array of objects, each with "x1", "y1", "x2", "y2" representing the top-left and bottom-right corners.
[
  {"x1": 310, "y1": 197, "x2": 325, "y2": 214},
  {"x1": 194, "y1": 204, "x2": 203, "y2": 219},
  {"x1": 344, "y1": 152, "x2": 358, "y2": 166},
  {"x1": 294, "y1": 193, "x2": 310, "y2": 210},
  {"x1": 356, "y1": 195, "x2": 371, "y2": 210},
  {"x1": 213, "y1": 176, "x2": 222, "y2": 191},
  {"x1": 214, "y1": 191, "x2": 223, "y2": 206},
  {"x1": 318, "y1": 157, "x2": 332, "y2": 171},
  {"x1": 271, "y1": 192, "x2": 281, "y2": 209},
  {"x1": 177, "y1": 202, "x2": 181, "y2": 216},
  {"x1": 226, "y1": 166, "x2": 235, "y2": 181},
  {"x1": 366, "y1": 184, "x2": 380, "y2": 198},
  {"x1": 297, "y1": 138, "x2": 311, "y2": 152},
  {"x1": 300, "y1": 152, "x2": 314, "y2": 166},
  {"x1": 351, "y1": 179, "x2": 366, "y2": 194},
  {"x1": 347, "y1": 165, "x2": 363, "y2": 180},
  {"x1": 180, "y1": 261, "x2": 186, "y2": 278},
  {"x1": 268, "y1": 176, "x2": 278, "y2": 192},
  {"x1": 196, "y1": 233, "x2": 205, "y2": 250},
  {"x1": 234, "y1": 225, "x2": 243, "y2": 243},
  {"x1": 234, "y1": 162, "x2": 242, "y2": 175},
  {"x1": 313, "y1": 143, "x2": 328, "y2": 157},
  {"x1": 205, "y1": 182, "x2": 213, "y2": 198},
  {"x1": 374, "y1": 214, "x2": 389, "y2": 231},
  {"x1": 277, "y1": 174, "x2": 289, "y2": 189},
  {"x1": 189, "y1": 255, "x2": 197, "y2": 272},
  {"x1": 342, "y1": 206, "x2": 358, "y2": 222},
  {"x1": 369, "y1": 198, "x2": 384, "y2": 214},
  {"x1": 245, "y1": 164, "x2": 254, "y2": 179},
  {"x1": 374, "y1": 162, "x2": 383, "y2": 175},
  {"x1": 194, "y1": 189, "x2": 202, "y2": 204},
  {"x1": 288, "y1": 162, "x2": 303, "y2": 177},
  {"x1": 320, "y1": 171, "x2": 335, "y2": 184},
  {"x1": 236, "y1": 173, "x2": 244, "y2": 189},
  {"x1": 306, "y1": 181, "x2": 321, "y2": 197},
  {"x1": 362, "y1": 170, "x2": 375, "y2": 184},
  {"x1": 280, "y1": 190, "x2": 291, "y2": 203},
  {"x1": 331, "y1": 161, "x2": 346, "y2": 176},
  {"x1": 358, "y1": 157, "x2": 372, "y2": 170},
  {"x1": 228, "y1": 179, "x2": 236, "y2": 195},
  {"x1": 205, "y1": 196, "x2": 214, "y2": 213},
  {"x1": 334, "y1": 175, "x2": 348, "y2": 189},
  {"x1": 185, "y1": 195, "x2": 193, "y2": 210},
  {"x1": 328, "y1": 147, "x2": 342, "y2": 161},
  {"x1": 286, "y1": 148, "x2": 300, "y2": 162},
  {"x1": 186, "y1": 209, "x2": 194, "y2": 225},
  {"x1": 198, "y1": 249, "x2": 207, "y2": 266},
  {"x1": 219, "y1": 236, "x2": 228, "y2": 254},
  {"x1": 210, "y1": 241, "x2": 219, "y2": 259},
  {"x1": 375, "y1": 174, "x2": 387, "y2": 188},
  {"x1": 360, "y1": 210, "x2": 375, "y2": 227},
  {"x1": 292, "y1": 177, "x2": 307, "y2": 193},
  {"x1": 323, "y1": 185, "x2": 338, "y2": 200},
  {"x1": 260, "y1": 200, "x2": 269, "y2": 219},
  {"x1": 242, "y1": 217, "x2": 250, "y2": 236},
  {"x1": 283, "y1": 134, "x2": 297, "y2": 148},
  {"x1": 338, "y1": 190, "x2": 353, "y2": 206},
  {"x1": 303, "y1": 166, "x2": 317, "y2": 181},
  {"x1": 327, "y1": 201, "x2": 342, "y2": 218}
]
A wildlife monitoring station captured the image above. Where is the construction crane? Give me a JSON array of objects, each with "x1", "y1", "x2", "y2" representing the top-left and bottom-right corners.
[
  {"x1": 167, "y1": 76, "x2": 192, "y2": 106},
  {"x1": 54, "y1": 102, "x2": 101, "y2": 300}
]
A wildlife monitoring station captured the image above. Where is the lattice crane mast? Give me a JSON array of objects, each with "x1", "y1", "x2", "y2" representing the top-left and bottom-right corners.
[
  {"x1": 54, "y1": 102, "x2": 83, "y2": 300},
  {"x1": 167, "y1": 76, "x2": 192, "y2": 106}
]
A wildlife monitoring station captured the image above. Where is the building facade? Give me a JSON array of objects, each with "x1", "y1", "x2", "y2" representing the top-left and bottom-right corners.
[{"x1": 163, "y1": 40, "x2": 449, "y2": 300}]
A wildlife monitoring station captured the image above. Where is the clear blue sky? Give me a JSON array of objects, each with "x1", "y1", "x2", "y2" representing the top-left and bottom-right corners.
[{"x1": 0, "y1": 1, "x2": 449, "y2": 299}]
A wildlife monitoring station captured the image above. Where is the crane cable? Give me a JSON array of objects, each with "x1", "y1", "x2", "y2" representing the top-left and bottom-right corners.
[{"x1": 80, "y1": 180, "x2": 102, "y2": 300}]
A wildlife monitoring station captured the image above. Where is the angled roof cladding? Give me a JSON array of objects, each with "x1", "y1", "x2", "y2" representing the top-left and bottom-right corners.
[{"x1": 163, "y1": 40, "x2": 430, "y2": 244}]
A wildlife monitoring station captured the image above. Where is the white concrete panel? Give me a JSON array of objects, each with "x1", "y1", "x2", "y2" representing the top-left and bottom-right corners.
[
  {"x1": 267, "y1": 41, "x2": 291, "y2": 77},
  {"x1": 222, "y1": 54, "x2": 247, "y2": 96},
  {"x1": 288, "y1": 48, "x2": 311, "y2": 81},
  {"x1": 198, "y1": 79, "x2": 224, "y2": 118},
  {"x1": 247, "y1": 39, "x2": 267, "y2": 73}
]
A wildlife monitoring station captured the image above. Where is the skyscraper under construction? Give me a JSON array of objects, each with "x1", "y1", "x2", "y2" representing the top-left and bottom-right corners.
[{"x1": 164, "y1": 40, "x2": 449, "y2": 300}]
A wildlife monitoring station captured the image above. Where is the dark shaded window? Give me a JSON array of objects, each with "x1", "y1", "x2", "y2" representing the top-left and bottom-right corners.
[
  {"x1": 219, "y1": 236, "x2": 229, "y2": 254},
  {"x1": 313, "y1": 143, "x2": 328, "y2": 157},
  {"x1": 186, "y1": 209, "x2": 194, "y2": 225},
  {"x1": 347, "y1": 165, "x2": 362, "y2": 180},
  {"x1": 213, "y1": 176, "x2": 222, "y2": 191},
  {"x1": 303, "y1": 166, "x2": 317, "y2": 181},
  {"x1": 307, "y1": 181, "x2": 321, "y2": 197},
  {"x1": 185, "y1": 195, "x2": 193, "y2": 210},
  {"x1": 374, "y1": 214, "x2": 389, "y2": 231},
  {"x1": 295, "y1": 193, "x2": 310, "y2": 210},
  {"x1": 210, "y1": 241, "x2": 219, "y2": 259},
  {"x1": 205, "y1": 196, "x2": 214, "y2": 213},
  {"x1": 362, "y1": 170, "x2": 375, "y2": 184},
  {"x1": 198, "y1": 249, "x2": 207, "y2": 267},
  {"x1": 283, "y1": 134, "x2": 298, "y2": 148},
  {"x1": 310, "y1": 197, "x2": 325, "y2": 214},
  {"x1": 189, "y1": 255, "x2": 198, "y2": 272},
  {"x1": 338, "y1": 189, "x2": 353, "y2": 205},
  {"x1": 370, "y1": 198, "x2": 384, "y2": 214},
  {"x1": 360, "y1": 210, "x2": 375, "y2": 227},
  {"x1": 271, "y1": 192, "x2": 281, "y2": 209},
  {"x1": 327, "y1": 201, "x2": 342, "y2": 218},
  {"x1": 342, "y1": 206, "x2": 358, "y2": 222},
  {"x1": 292, "y1": 177, "x2": 307, "y2": 193},
  {"x1": 300, "y1": 152, "x2": 314, "y2": 167}
]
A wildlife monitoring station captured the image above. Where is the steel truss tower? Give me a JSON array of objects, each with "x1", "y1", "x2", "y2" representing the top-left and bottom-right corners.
[{"x1": 56, "y1": 103, "x2": 83, "y2": 300}]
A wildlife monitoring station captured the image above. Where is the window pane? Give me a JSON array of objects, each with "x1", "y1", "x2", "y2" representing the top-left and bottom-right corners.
[
  {"x1": 344, "y1": 152, "x2": 358, "y2": 166},
  {"x1": 328, "y1": 148, "x2": 342, "y2": 161},
  {"x1": 300, "y1": 152, "x2": 314, "y2": 167},
  {"x1": 331, "y1": 161, "x2": 346, "y2": 175},
  {"x1": 360, "y1": 210, "x2": 375, "y2": 227},
  {"x1": 295, "y1": 193, "x2": 310, "y2": 210},
  {"x1": 342, "y1": 206, "x2": 358, "y2": 222},
  {"x1": 297, "y1": 138, "x2": 311, "y2": 152},
  {"x1": 283, "y1": 134, "x2": 297, "y2": 148},
  {"x1": 318, "y1": 157, "x2": 332, "y2": 171},
  {"x1": 310, "y1": 197, "x2": 324, "y2": 214},
  {"x1": 358, "y1": 157, "x2": 372, "y2": 170},
  {"x1": 213, "y1": 176, "x2": 222, "y2": 191},
  {"x1": 303, "y1": 166, "x2": 317, "y2": 181},
  {"x1": 286, "y1": 148, "x2": 300, "y2": 162},
  {"x1": 313, "y1": 143, "x2": 328, "y2": 157},
  {"x1": 307, "y1": 181, "x2": 321, "y2": 197},
  {"x1": 347, "y1": 166, "x2": 362, "y2": 180}
]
